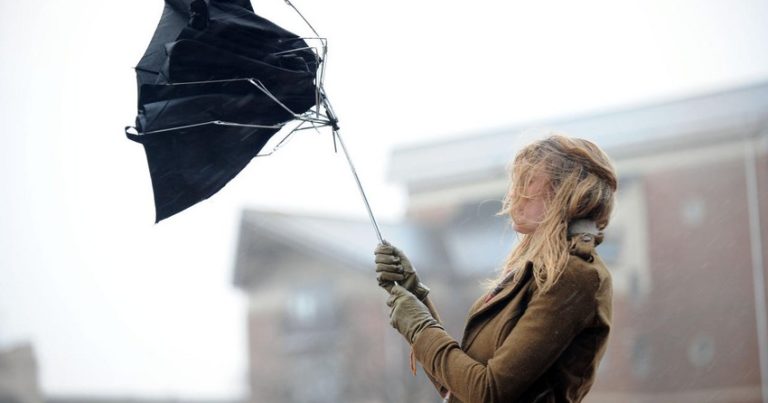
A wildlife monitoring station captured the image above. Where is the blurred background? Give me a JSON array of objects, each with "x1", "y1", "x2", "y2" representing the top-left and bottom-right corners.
[{"x1": 1, "y1": 0, "x2": 767, "y2": 402}]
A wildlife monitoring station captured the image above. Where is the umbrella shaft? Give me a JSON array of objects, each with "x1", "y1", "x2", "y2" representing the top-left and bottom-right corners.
[{"x1": 334, "y1": 130, "x2": 383, "y2": 244}]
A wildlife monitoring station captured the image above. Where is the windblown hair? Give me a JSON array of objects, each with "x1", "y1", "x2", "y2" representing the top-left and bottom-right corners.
[{"x1": 493, "y1": 134, "x2": 618, "y2": 292}]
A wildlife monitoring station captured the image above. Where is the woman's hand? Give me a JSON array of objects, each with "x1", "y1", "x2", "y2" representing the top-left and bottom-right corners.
[
  {"x1": 387, "y1": 284, "x2": 442, "y2": 344},
  {"x1": 374, "y1": 243, "x2": 430, "y2": 300}
]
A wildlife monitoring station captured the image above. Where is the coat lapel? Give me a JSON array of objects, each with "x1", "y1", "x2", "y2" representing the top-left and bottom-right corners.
[{"x1": 463, "y1": 263, "x2": 533, "y2": 334}]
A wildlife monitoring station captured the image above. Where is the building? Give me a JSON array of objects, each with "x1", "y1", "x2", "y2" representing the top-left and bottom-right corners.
[
  {"x1": 0, "y1": 343, "x2": 43, "y2": 403},
  {"x1": 234, "y1": 82, "x2": 768, "y2": 402}
]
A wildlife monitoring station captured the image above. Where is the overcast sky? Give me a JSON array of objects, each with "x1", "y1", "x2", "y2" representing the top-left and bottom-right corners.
[{"x1": 1, "y1": 0, "x2": 767, "y2": 399}]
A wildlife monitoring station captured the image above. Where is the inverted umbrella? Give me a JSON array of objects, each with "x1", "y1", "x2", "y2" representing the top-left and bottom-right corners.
[{"x1": 126, "y1": 0, "x2": 382, "y2": 241}]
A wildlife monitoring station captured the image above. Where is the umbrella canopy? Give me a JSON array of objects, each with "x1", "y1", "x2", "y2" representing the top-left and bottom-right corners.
[{"x1": 127, "y1": 0, "x2": 320, "y2": 222}]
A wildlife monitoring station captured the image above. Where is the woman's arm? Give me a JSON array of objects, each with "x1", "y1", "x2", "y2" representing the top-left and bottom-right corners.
[
  {"x1": 419, "y1": 295, "x2": 451, "y2": 397},
  {"x1": 413, "y1": 261, "x2": 601, "y2": 403}
]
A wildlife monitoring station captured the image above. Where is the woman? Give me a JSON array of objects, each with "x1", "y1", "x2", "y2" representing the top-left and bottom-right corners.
[{"x1": 375, "y1": 134, "x2": 617, "y2": 403}]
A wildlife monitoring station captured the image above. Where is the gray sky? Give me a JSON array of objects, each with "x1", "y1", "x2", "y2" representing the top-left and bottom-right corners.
[{"x1": 1, "y1": 0, "x2": 767, "y2": 399}]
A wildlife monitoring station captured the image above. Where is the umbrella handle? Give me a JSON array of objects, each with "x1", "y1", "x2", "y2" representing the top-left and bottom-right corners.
[{"x1": 333, "y1": 129, "x2": 384, "y2": 244}]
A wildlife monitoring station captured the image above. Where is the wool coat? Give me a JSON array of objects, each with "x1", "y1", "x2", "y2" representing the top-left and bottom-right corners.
[{"x1": 413, "y1": 233, "x2": 612, "y2": 403}]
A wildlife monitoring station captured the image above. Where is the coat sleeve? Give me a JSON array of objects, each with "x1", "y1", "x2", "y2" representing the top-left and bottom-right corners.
[
  {"x1": 421, "y1": 297, "x2": 450, "y2": 398},
  {"x1": 412, "y1": 262, "x2": 600, "y2": 403}
]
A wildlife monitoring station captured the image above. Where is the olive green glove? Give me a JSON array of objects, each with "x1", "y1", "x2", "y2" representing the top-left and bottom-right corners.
[
  {"x1": 387, "y1": 284, "x2": 443, "y2": 344},
  {"x1": 375, "y1": 243, "x2": 430, "y2": 301}
]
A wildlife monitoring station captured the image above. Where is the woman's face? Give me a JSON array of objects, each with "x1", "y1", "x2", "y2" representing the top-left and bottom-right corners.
[{"x1": 510, "y1": 173, "x2": 549, "y2": 234}]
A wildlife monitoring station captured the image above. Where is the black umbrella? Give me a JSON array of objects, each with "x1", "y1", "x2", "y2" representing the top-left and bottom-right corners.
[{"x1": 126, "y1": 0, "x2": 381, "y2": 240}]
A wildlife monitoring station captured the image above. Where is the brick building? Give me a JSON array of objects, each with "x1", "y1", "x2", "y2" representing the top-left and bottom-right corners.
[{"x1": 234, "y1": 82, "x2": 768, "y2": 402}]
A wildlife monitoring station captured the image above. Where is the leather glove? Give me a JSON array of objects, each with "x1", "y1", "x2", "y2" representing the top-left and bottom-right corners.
[
  {"x1": 387, "y1": 284, "x2": 443, "y2": 344},
  {"x1": 375, "y1": 243, "x2": 430, "y2": 301}
]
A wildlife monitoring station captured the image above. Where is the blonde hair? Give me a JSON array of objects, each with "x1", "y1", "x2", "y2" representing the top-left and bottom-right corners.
[{"x1": 493, "y1": 133, "x2": 618, "y2": 292}]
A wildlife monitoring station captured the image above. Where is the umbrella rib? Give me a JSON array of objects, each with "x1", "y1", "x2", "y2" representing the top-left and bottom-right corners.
[
  {"x1": 131, "y1": 120, "x2": 285, "y2": 135},
  {"x1": 247, "y1": 79, "x2": 330, "y2": 126},
  {"x1": 254, "y1": 120, "x2": 310, "y2": 157},
  {"x1": 291, "y1": 125, "x2": 329, "y2": 131},
  {"x1": 214, "y1": 121, "x2": 286, "y2": 129},
  {"x1": 138, "y1": 77, "x2": 334, "y2": 131},
  {"x1": 164, "y1": 77, "x2": 255, "y2": 86},
  {"x1": 299, "y1": 112, "x2": 330, "y2": 121},
  {"x1": 247, "y1": 79, "x2": 297, "y2": 115},
  {"x1": 301, "y1": 37, "x2": 328, "y2": 119},
  {"x1": 284, "y1": 0, "x2": 321, "y2": 38},
  {"x1": 282, "y1": 2, "x2": 328, "y2": 121},
  {"x1": 293, "y1": 38, "x2": 329, "y2": 120},
  {"x1": 145, "y1": 77, "x2": 330, "y2": 123},
  {"x1": 271, "y1": 43, "x2": 326, "y2": 56}
]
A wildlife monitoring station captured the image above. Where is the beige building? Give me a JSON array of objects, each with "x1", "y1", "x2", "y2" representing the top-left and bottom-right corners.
[
  {"x1": 234, "y1": 82, "x2": 768, "y2": 402},
  {"x1": 0, "y1": 343, "x2": 43, "y2": 403}
]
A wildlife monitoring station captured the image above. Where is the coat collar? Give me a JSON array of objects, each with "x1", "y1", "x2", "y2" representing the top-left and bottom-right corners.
[{"x1": 467, "y1": 262, "x2": 534, "y2": 324}]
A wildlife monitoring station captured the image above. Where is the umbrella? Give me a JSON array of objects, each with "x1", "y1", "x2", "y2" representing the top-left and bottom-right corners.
[{"x1": 126, "y1": 0, "x2": 382, "y2": 241}]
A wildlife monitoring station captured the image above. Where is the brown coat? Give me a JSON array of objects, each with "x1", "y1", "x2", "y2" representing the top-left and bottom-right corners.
[{"x1": 413, "y1": 235, "x2": 612, "y2": 403}]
